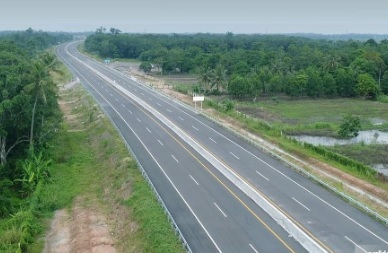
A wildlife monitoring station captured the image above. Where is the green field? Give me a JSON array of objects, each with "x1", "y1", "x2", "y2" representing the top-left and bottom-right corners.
[{"x1": 237, "y1": 98, "x2": 388, "y2": 127}]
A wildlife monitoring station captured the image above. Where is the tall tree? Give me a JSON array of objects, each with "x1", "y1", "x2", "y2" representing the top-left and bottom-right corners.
[{"x1": 211, "y1": 65, "x2": 227, "y2": 93}]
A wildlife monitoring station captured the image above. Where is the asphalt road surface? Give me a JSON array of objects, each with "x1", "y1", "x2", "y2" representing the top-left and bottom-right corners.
[{"x1": 56, "y1": 41, "x2": 387, "y2": 253}]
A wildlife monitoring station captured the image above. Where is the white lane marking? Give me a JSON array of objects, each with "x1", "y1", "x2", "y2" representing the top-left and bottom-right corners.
[
  {"x1": 122, "y1": 104, "x2": 125, "y2": 108},
  {"x1": 146, "y1": 128, "x2": 151, "y2": 133},
  {"x1": 115, "y1": 98, "x2": 119, "y2": 102},
  {"x1": 141, "y1": 92, "x2": 145, "y2": 95},
  {"x1": 167, "y1": 109, "x2": 172, "y2": 113},
  {"x1": 110, "y1": 93, "x2": 113, "y2": 96},
  {"x1": 249, "y1": 244, "x2": 259, "y2": 253},
  {"x1": 256, "y1": 171, "x2": 269, "y2": 181},
  {"x1": 229, "y1": 152, "x2": 240, "y2": 160},
  {"x1": 292, "y1": 197, "x2": 310, "y2": 211},
  {"x1": 58, "y1": 62, "x2": 222, "y2": 252},
  {"x1": 157, "y1": 140, "x2": 164, "y2": 146},
  {"x1": 192, "y1": 126, "x2": 199, "y2": 131},
  {"x1": 209, "y1": 137, "x2": 217, "y2": 144},
  {"x1": 171, "y1": 155, "x2": 179, "y2": 163},
  {"x1": 148, "y1": 97, "x2": 152, "y2": 101},
  {"x1": 181, "y1": 109, "x2": 388, "y2": 246},
  {"x1": 178, "y1": 116, "x2": 184, "y2": 121},
  {"x1": 157, "y1": 103, "x2": 162, "y2": 107},
  {"x1": 344, "y1": 236, "x2": 367, "y2": 253},
  {"x1": 128, "y1": 109, "x2": 132, "y2": 114},
  {"x1": 136, "y1": 118, "x2": 141, "y2": 123},
  {"x1": 214, "y1": 203, "x2": 227, "y2": 218},
  {"x1": 189, "y1": 175, "x2": 200, "y2": 185}
]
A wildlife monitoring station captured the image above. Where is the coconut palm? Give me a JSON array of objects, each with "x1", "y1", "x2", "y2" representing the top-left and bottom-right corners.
[
  {"x1": 211, "y1": 65, "x2": 227, "y2": 93},
  {"x1": 199, "y1": 66, "x2": 213, "y2": 93}
]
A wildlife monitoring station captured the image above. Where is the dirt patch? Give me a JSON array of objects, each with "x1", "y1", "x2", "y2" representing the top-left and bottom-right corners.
[
  {"x1": 43, "y1": 198, "x2": 116, "y2": 253},
  {"x1": 43, "y1": 81, "x2": 118, "y2": 253}
]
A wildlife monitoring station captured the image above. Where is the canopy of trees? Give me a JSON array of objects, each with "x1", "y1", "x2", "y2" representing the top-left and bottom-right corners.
[
  {"x1": 0, "y1": 29, "x2": 72, "y2": 217},
  {"x1": 85, "y1": 30, "x2": 388, "y2": 99}
]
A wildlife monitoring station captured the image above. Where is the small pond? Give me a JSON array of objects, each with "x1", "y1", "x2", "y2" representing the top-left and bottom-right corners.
[
  {"x1": 291, "y1": 130, "x2": 388, "y2": 146},
  {"x1": 291, "y1": 130, "x2": 388, "y2": 176},
  {"x1": 373, "y1": 164, "x2": 388, "y2": 177}
]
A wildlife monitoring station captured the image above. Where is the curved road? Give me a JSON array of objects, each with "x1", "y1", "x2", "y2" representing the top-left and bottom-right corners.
[{"x1": 56, "y1": 41, "x2": 387, "y2": 253}]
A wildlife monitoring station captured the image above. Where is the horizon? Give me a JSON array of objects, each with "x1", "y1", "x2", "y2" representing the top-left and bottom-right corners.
[{"x1": 1, "y1": 0, "x2": 387, "y2": 35}]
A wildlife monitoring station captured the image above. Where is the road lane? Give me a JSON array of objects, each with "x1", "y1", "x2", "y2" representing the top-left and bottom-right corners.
[
  {"x1": 56, "y1": 42, "x2": 307, "y2": 253},
  {"x1": 58, "y1": 41, "x2": 388, "y2": 253}
]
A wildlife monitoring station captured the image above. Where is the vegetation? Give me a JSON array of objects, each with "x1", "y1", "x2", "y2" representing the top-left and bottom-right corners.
[
  {"x1": 338, "y1": 114, "x2": 361, "y2": 138},
  {"x1": 1, "y1": 29, "x2": 185, "y2": 253},
  {"x1": 84, "y1": 30, "x2": 388, "y2": 99},
  {"x1": 0, "y1": 29, "x2": 72, "y2": 252}
]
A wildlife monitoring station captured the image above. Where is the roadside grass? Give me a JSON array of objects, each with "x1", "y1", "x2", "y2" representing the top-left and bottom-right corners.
[
  {"x1": 43, "y1": 84, "x2": 184, "y2": 253},
  {"x1": 0, "y1": 65, "x2": 184, "y2": 252}
]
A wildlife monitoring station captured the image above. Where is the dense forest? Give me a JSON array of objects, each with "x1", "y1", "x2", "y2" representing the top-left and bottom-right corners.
[
  {"x1": 0, "y1": 29, "x2": 72, "y2": 250},
  {"x1": 85, "y1": 30, "x2": 388, "y2": 99}
]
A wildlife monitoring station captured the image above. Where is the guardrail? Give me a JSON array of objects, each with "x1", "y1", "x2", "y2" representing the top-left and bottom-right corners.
[{"x1": 72, "y1": 77, "x2": 193, "y2": 253}]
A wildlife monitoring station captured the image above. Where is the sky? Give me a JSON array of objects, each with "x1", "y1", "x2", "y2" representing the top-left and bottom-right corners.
[{"x1": 1, "y1": 0, "x2": 388, "y2": 34}]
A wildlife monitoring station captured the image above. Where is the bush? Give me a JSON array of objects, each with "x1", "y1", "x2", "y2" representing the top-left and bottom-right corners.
[{"x1": 338, "y1": 114, "x2": 361, "y2": 138}]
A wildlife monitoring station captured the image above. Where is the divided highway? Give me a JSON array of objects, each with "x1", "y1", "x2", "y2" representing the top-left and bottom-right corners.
[{"x1": 56, "y1": 41, "x2": 387, "y2": 253}]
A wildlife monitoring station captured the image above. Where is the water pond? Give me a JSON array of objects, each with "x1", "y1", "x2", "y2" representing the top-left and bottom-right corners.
[{"x1": 291, "y1": 130, "x2": 388, "y2": 146}]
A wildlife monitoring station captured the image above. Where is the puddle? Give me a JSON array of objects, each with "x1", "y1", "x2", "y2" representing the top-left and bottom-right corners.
[
  {"x1": 291, "y1": 130, "x2": 388, "y2": 146},
  {"x1": 373, "y1": 164, "x2": 388, "y2": 177}
]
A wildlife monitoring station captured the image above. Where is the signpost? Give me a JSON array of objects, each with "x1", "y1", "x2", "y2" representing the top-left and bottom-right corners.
[{"x1": 193, "y1": 95, "x2": 204, "y2": 110}]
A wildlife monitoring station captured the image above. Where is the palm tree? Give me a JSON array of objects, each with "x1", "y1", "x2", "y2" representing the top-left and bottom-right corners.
[
  {"x1": 28, "y1": 53, "x2": 57, "y2": 148},
  {"x1": 324, "y1": 55, "x2": 341, "y2": 73},
  {"x1": 211, "y1": 65, "x2": 227, "y2": 93},
  {"x1": 199, "y1": 66, "x2": 213, "y2": 93}
]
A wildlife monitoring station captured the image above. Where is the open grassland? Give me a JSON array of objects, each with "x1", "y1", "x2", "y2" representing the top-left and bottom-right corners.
[{"x1": 237, "y1": 98, "x2": 388, "y2": 129}]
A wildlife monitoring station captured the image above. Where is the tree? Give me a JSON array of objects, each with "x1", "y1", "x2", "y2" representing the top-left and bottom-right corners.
[
  {"x1": 139, "y1": 62, "x2": 152, "y2": 73},
  {"x1": 211, "y1": 65, "x2": 227, "y2": 93},
  {"x1": 356, "y1": 73, "x2": 379, "y2": 99},
  {"x1": 323, "y1": 54, "x2": 342, "y2": 73},
  {"x1": 228, "y1": 75, "x2": 248, "y2": 97},
  {"x1": 109, "y1": 27, "x2": 121, "y2": 34},
  {"x1": 338, "y1": 114, "x2": 361, "y2": 138},
  {"x1": 199, "y1": 66, "x2": 213, "y2": 93}
]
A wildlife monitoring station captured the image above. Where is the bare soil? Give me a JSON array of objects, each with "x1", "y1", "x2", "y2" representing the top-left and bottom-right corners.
[
  {"x1": 43, "y1": 83, "x2": 119, "y2": 253},
  {"x1": 43, "y1": 198, "x2": 116, "y2": 253}
]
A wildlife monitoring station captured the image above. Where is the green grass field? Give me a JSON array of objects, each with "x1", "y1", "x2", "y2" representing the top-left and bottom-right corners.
[{"x1": 239, "y1": 98, "x2": 388, "y2": 128}]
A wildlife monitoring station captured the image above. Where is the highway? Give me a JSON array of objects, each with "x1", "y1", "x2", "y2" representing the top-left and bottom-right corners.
[{"x1": 56, "y1": 41, "x2": 388, "y2": 253}]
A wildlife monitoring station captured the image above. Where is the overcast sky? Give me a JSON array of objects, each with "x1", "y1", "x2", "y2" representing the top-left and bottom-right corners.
[{"x1": 1, "y1": 0, "x2": 387, "y2": 34}]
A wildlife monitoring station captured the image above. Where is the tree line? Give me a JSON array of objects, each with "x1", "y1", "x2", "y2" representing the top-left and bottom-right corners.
[
  {"x1": 0, "y1": 29, "x2": 72, "y2": 218},
  {"x1": 85, "y1": 29, "x2": 388, "y2": 99}
]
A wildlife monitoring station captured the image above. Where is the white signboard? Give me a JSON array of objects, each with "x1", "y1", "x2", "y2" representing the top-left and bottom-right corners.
[{"x1": 193, "y1": 96, "x2": 204, "y2": 102}]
